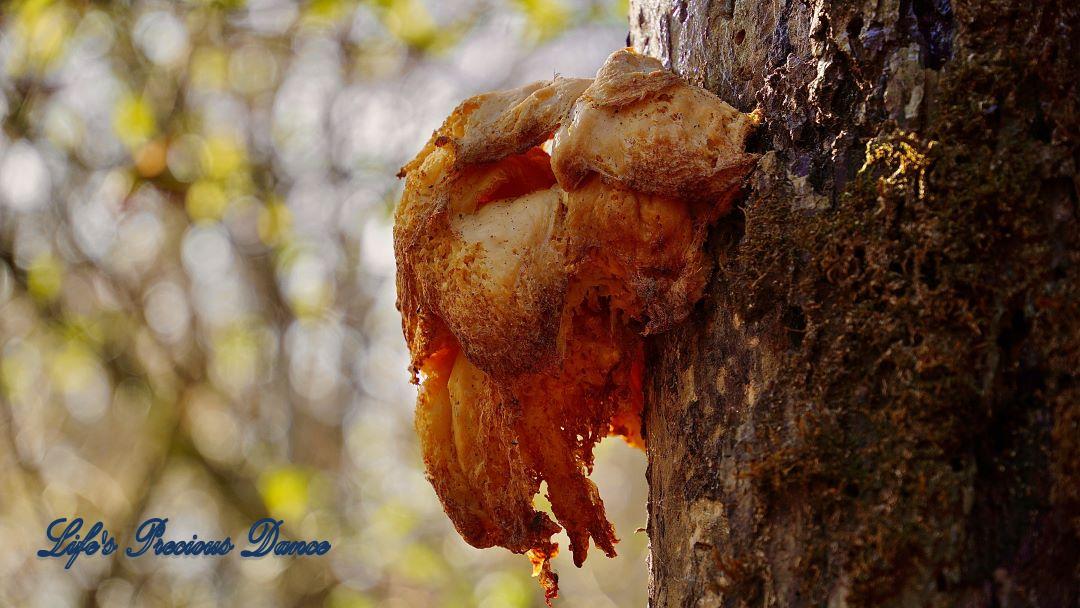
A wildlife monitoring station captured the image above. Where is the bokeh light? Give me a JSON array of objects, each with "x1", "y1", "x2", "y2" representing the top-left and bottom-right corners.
[{"x1": 0, "y1": 1, "x2": 645, "y2": 606}]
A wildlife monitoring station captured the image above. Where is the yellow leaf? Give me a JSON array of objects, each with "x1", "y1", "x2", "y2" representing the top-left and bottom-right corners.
[
  {"x1": 113, "y1": 95, "x2": 157, "y2": 149},
  {"x1": 514, "y1": 0, "x2": 569, "y2": 41},
  {"x1": 185, "y1": 180, "x2": 229, "y2": 222},
  {"x1": 257, "y1": 200, "x2": 293, "y2": 246},
  {"x1": 380, "y1": 0, "x2": 437, "y2": 50},
  {"x1": 27, "y1": 253, "x2": 63, "y2": 302},
  {"x1": 7, "y1": 0, "x2": 73, "y2": 75},
  {"x1": 201, "y1": 135, "x2": 247, "y2": 181},
  {"x1": 259, "y1": 467, "x2": 311, "y2": 522}
]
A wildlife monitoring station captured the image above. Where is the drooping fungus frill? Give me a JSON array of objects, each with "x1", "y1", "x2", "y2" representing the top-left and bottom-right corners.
[{"x1": 394, "y1": 48, "x2": 760, "y2": 601}]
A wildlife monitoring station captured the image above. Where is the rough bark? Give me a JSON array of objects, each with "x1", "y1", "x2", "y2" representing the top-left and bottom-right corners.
[{"x1": 630, "y1": 1, "x2": 1079, "y2": 606}]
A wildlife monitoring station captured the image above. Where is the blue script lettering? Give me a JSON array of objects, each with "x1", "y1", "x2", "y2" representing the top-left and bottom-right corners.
[
  {"x1": 37, "y1": 517, "x2": 117, "y2": 569},
  {"x1": 126, "y1": 517, "x2": 235, "y2": 557},
  {"x1": 241, "y1": 518, "x2": 331, "y2": 557},
  {"x1": 126, "y1": 517, "x2": 167, "y2": 557}
]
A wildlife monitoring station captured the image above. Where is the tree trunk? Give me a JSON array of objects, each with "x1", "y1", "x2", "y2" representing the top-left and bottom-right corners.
[{"x1": 630, "y1": 1, "x2": 1079, "y2": 606}]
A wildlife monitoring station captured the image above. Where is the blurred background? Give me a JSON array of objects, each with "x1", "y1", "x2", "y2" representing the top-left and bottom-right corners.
[{"x1": 0, "y1": 0, "x2": 648, "y2": 606}]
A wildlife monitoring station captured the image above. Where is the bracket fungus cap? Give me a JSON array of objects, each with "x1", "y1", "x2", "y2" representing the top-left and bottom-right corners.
[{"x1": 394, "y1": 48, "x2": 760, "y2": 602}]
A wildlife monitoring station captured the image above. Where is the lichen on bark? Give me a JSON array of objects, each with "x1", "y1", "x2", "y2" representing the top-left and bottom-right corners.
[{"x1": 632, "y1": 0, "x2": 1079, "y2": 606}]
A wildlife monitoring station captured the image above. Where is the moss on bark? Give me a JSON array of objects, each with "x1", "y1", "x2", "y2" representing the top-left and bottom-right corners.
[{"x1": 636, "y1": 1, "x2": 1078, "y2": 605}]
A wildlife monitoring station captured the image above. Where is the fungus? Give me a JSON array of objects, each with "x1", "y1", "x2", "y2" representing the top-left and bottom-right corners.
[{"x1": 394, "y1": 48, "x2": 760, "y2": 602}]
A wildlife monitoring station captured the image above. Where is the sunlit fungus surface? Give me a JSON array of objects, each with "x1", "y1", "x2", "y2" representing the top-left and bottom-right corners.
[{"x1": 394, "y1": 48, "x2": 760, "y2": 601}]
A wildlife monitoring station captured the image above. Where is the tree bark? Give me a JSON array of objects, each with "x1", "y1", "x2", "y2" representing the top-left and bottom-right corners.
[{"x1": 630, "y1": 1, "x2": 1079, "y2": 606}]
